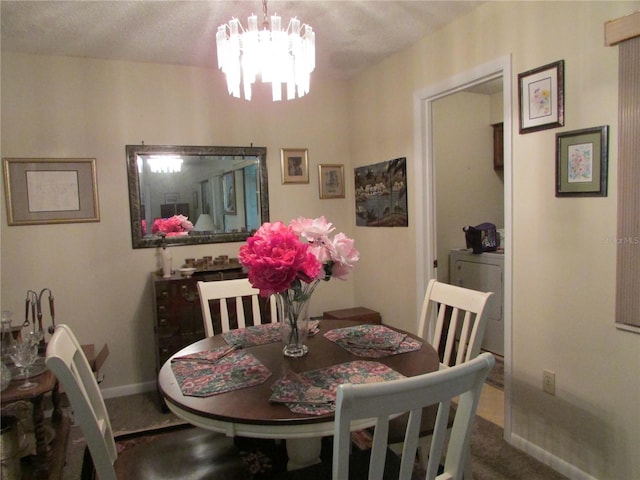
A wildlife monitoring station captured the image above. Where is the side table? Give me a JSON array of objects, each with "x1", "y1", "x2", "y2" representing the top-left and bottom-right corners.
[{"x1": 1, "y1": 370, "x2": 70, "y2": 480}]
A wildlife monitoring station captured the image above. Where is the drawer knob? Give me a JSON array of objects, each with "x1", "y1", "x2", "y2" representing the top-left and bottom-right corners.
[{"x1": 180, "y1": 285, "x2": 198, "y2": 302}]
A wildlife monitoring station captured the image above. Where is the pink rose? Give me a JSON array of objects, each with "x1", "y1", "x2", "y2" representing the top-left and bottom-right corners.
[
  {"x1": 290, "y1": 216, "x2": 334, "y2": 242},
  {"x1": 239, "y1": 222, "x2": 321, "y2": 296},
  {"x1": 327, "y1": 233, "x2": 360, "y2": 280}
]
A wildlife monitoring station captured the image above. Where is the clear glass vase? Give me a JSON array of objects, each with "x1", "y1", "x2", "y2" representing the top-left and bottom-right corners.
[{"x1": 275, "y1": 280, "x2": 318, "y2": 357}]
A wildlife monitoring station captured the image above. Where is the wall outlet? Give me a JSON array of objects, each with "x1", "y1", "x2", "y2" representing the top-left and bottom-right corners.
[{"x1": 543, "y1": 370, "x2": 556, "y2": 395}]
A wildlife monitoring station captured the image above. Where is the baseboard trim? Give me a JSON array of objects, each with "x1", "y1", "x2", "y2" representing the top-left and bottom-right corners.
[
  {"x1": 100, "y1": 380, "x2": 157, "y2": 399},
  {"x1": 510, "y1": 432, "x2": 598, "y2": 480}
]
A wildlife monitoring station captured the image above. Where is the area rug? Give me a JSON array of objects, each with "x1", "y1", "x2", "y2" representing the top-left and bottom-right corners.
[{"x1": 114, "y1": 426, "x2": 289, "y2": 479}]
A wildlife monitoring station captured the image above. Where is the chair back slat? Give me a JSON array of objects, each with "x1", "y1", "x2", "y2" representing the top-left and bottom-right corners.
[
  {"x1": 333, "y1": 352, "x2": 494, "y2": 480},
  {"x1": 197, "y1": 278, "x2": 277, "y2": 337},
  {"x1": 46, "y1": 325, "x2": 118, "y2": 480},
  {"x1": 418, "y1": 279, "x2": 493, "y2": 368}
]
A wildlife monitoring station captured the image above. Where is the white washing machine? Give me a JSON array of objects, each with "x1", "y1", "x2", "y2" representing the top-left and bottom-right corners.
[{"x1": 449, "y1": 249, "x2": 504, "y2": 356}]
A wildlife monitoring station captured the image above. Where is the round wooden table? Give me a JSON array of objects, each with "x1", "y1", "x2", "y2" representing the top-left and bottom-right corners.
[{"x1": 158, "y1": 319, "x2": 438, "y2": 469}]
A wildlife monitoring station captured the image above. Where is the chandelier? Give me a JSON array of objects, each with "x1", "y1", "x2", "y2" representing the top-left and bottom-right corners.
[
  {"x1": 146, "y1": 155, "x2": 183, "y2": 174},
  {"x1": 216, "y1": 0, "x2": 315, "y2": 101}
]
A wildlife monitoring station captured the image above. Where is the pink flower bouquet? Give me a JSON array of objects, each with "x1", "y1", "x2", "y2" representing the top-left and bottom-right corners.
[
  {"x1": 151, "y1": 215, "x2": 194, "y2": 236},
  {"x1": 239, "y1": 216, "x2": 359, "y2": 356},
  {"x1": 238, "y1": 216, "x2": 359, "y2": 297}
]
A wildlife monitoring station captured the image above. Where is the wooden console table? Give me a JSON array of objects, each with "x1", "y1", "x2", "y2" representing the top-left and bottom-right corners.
[{"x1": 1, "y1": 370, "x2": 70, "y2": 480}]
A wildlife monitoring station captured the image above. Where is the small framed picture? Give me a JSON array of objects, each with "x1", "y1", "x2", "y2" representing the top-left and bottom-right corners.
[
  {"x1": 318, "y1": 164, "x2": 345, "y2": 199},
  {"x1": 518, "y1": 60, "x2": 564, "y2": 134},
  {"x1": 280, "y1": 148, "x2": 309, "y2": 184},
  {"x1": 3, "y1": 157, "x2": 100, "y2": 225},
  {"x1": 164, "y1": 192, "x2": 179, "y2": 204},
  {"x1": 556, "y1": 126, "x2": 609, "y2": 197},
  {"x1": 223, "y1": 171, "x2": 236, "y2": 214}
]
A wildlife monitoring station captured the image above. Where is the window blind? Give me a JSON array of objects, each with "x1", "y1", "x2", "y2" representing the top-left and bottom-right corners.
[{"x1": 607, "y1": 13, "x2": 640, "y2": 331}]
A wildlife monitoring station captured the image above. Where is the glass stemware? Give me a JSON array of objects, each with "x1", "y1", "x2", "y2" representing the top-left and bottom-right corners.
[
  {"x1": 9, "y1": 340, "x2": 39, "y2": 390},
  {"x1": 26, "y1": 327, "x2": 44, "y2": 350}
]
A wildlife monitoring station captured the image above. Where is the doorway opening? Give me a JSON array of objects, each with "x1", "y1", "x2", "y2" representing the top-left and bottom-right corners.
[{"x1": 412, "y1": 55, "x2": 513, "y2": 440}]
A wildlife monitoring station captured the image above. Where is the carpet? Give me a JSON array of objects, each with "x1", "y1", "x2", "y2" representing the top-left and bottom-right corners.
[
  {"x1": 469, "y1": 415, "x2": 567, "y2": 480},
  {"x1": 109, "y1": 425, "x2": 290, "y2": 479}
]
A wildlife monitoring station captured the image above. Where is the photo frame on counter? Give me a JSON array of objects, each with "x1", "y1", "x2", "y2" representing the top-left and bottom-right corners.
[
  {"x1": 318, "y1": 164, "x2": 345, "y2": 199},
  {"x1": 556, "y1": 125, "x2": 609, "y2": 197},
  {"x1": 280, "y1": 148, "x2": 309, "y2": 184},
  {"x1": 3, "y1": 157, "x2": 100, "y2": 225},
  {"x1": 518, "y1": 60, "x2": 564, "y2": 134}
]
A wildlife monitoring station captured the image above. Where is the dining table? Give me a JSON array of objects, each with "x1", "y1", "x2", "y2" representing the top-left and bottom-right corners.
[{"x1": 158, "y1": 319, "x2": 439, "y2": 470}]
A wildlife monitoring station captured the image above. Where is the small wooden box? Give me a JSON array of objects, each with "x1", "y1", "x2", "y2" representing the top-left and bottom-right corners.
[{"x1": 323, "y1": 307, "x2": 381, "y2": 324}]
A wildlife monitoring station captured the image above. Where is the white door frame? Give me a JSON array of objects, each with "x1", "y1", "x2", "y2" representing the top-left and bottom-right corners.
[{"x1": 412, "y1": 54, "x2": 513, "y2": 439}]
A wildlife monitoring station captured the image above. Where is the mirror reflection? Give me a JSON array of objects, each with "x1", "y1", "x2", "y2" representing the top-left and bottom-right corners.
[{"x1": 126, "y1": 145, "x2": 269, "y2": 248}]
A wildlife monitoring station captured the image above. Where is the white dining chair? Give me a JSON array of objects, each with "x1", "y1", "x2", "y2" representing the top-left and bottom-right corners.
[
  {"x1": 388, "y1": 279, "x2": 494, "y2": 477},
  {"x1": 419, "y1": 279, "x2": 494, "y2": 369},
  {"x1": 46, "y1": 324, "x2": 250, "y2": 480},
  {"x1": 276, "y1": 352, "x2": 495, "y2": 480},
  {"x1": 197, "y1": 277, "x2": 277, "y2": 337}
]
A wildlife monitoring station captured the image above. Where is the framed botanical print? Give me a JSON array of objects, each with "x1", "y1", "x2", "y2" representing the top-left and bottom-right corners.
[
  {"x1": 556, "y1": 126, "x2": 609, "y2": 197},
  {"x1": 518, "y1": 60, "x2": 564, "y2": 134}
]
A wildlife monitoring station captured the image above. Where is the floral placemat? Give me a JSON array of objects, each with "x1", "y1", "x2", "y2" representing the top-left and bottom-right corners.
[
  {"x1": 324, "y1": 324, "x2": 422, "y2": 358},
  {"x1": 221, "y1": 320, "x2": 320, "y2": 348},
  {"x1": 222, "y1": 323, "x2": 282, "y2": 347},
  {"x1": 269, "y1": 360, "x2": 405, "y2": 416},
  {"x1": 170, "y1": 347, "x2": 271, "y2": 397}
]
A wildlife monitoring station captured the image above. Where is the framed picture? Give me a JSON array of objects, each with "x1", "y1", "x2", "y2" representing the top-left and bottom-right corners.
[
  {"x1": 164, "y1": 192, "x2": 179, "y2": 203},
  {"x1": 518, "y1": 60, "x2": 564, "y2": 134},
  {"x1": 3, "y1": 157, "x2": 100, "y2": 226},
  {"x1": 223, "y1": 171, "x2": 236, "y2": 214},
  {"x1": 354, "y1": 157, "x2": 408, "y2": 227},
  {"x1": 318, "y1": 164, "x2": 345, "y2": 199},
  {"x1": 556, "y1": 126, "x2": 609, "y2": 197},
  {"x1": 280, "y1": 148, "x2": 309, "y2": 184}
]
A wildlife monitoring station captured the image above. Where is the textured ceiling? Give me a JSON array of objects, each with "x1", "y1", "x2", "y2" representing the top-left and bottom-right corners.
[{"x1": 1, "y1": 1, "x2": 484, "y2": 80}]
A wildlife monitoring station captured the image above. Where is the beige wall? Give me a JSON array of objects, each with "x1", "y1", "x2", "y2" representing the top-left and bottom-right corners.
[
  {"x1": 0, "y1": 53, "x2": 356, "y2": 394},
  {"x1": 348, "y1": 1, "x2": 639, "y2": 479}
]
